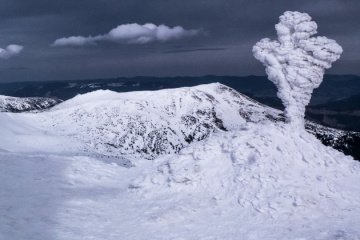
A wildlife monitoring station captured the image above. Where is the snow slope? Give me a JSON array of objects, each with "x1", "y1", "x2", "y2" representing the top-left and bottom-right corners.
[
  {"x1": 1, "y1": 84, "x2": 360, "y2": 239},
  {"x1": 134, "y1": 122, "x2": 360, "y2": 239},
  {"x1": 1, "y1": 122, "x2": 360, "y2": 239},
  {"x1": 37, "y1": 84, "x2": 249, "y2": 159},
  {"x1": 15, "y1": 83, "x2": 357, "y2": 160}
]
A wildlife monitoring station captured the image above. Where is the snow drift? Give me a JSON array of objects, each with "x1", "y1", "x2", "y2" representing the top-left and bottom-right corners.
[{"x1": 133, "y1": 121, "x2": 360, "y2": 239}]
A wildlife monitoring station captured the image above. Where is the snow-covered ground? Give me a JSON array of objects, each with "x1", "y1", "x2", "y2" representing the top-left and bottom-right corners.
[
  {"x1": 0, "y1": 95, "x2": 61, "y2": 113},
  {"x1": 2, "y1": 83, "x2": 355, "y2": 160},
  {"x1": 1, "y1": 84, "x2": 360, "y2": 240}
]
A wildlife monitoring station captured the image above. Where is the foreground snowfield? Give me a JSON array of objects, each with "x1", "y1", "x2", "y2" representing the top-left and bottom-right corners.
[{"x1": 1, "y1": 85, "x2": 360, "y2": 240}]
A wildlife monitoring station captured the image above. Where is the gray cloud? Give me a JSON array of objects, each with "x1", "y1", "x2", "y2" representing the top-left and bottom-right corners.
[
  {"x1": 52, "y1": 23, "x2": 199, "y2": 47},
  {"x1": 52, "y1": 36, "x2": 95, "y2": 47},
  {"x1": 0, "y1": 44, "x2": 24, "y2": 59},
  {"x1": 163, "y1": 47, "x2": 228, "y2": 54}
]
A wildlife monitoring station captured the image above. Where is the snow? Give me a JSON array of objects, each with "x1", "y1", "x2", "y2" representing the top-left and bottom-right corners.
[
  {"x1": 135, "y1": 122, "x2": 360, "y2": 239},
  {"x1": 0, "y1": 95, "x2": 60, "y2": 113},
  {"x1": 1, "y1": 84, "x2": 360, "y2": 239},
  {"x1": 34, "y1": 83, "x2": 280, "y2": 159},
  {"x1": 253, "y1": 11, "x2": 343, "y2": 127}
]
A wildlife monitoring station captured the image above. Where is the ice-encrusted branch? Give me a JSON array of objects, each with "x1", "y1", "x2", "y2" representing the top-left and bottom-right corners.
[{"x1": 253, "y1": 11, "x2": 343, "y2": 128}]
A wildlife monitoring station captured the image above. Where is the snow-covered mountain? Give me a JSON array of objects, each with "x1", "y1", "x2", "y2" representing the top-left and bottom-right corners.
[
  {"x1": 0, "y1": 95, "x2": 61, "y2": 112},
  {"x1": 1, "y1": 83, "x2": 360, "y2": 239},
  {"x1": 1, "y1": 83, "x2": 358, "y2": 160},
  {"x1": 0, "y1": 84, "x2": 360, "y2": 240},
  {"x1": 32, "y1": 83, "x2": 358, "y2": 160}
]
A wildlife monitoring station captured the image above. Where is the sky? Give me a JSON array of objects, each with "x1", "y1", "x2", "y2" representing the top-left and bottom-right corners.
[{"x1": 0, "y1": 0, "x2": 359, "y2": 82}]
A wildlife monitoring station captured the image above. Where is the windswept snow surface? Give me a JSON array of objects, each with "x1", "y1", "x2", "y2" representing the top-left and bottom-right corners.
[{"x1": 1, "y1": 84, "x2": 360, "y2": 239}]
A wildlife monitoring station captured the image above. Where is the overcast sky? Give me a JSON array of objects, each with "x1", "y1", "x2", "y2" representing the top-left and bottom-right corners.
[{"x1": 0, "y1": 0, "x2": 359, "y2": 82}]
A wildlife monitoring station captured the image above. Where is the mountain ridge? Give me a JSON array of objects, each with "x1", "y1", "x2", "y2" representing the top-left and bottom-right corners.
[
  {"x1": 2, "y1": 83, "x2": 358, "y2": 160},
  {"x1": 0, "y1": 95, "x2": 61, "y2": 112}
]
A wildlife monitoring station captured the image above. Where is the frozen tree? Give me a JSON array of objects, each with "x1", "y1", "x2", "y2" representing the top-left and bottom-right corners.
[{"x1": 253, "y1": 11, "x2": 343, "y2": 127}]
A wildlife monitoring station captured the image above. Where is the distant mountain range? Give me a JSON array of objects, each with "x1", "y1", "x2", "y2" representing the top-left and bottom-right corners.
[
  {"x1": 306, "y1": 94, "x2": 360, "y2": 131},
  {"x1": 1, "y1": 75, "x2": 359, "y2": 131},
  {"x1": 0, "y1": 95, "x2": 61, "y2": 113}
]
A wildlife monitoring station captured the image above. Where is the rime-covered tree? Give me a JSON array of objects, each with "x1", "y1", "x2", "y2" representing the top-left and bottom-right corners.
[{"x1": 253, "y1": 11, "x2": 343, "y2": 127}]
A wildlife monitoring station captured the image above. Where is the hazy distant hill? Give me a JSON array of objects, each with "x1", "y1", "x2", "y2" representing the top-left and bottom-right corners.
[{"x1": 307, "y1": 94, "x2": 360, "y2": 131}]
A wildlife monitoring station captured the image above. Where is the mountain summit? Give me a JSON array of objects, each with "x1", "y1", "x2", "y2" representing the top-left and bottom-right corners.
[{"x1": 1, "y1": 82, "x2": 360, "y2": 239}]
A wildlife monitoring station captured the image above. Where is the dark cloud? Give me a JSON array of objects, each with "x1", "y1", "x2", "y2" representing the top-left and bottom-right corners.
[
  {"x1": 0, "y1": 0, "x2": 359, "y2": 82},
  {"x1": 163, "y1": 47, "x2": 228, "y2": 54}
]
